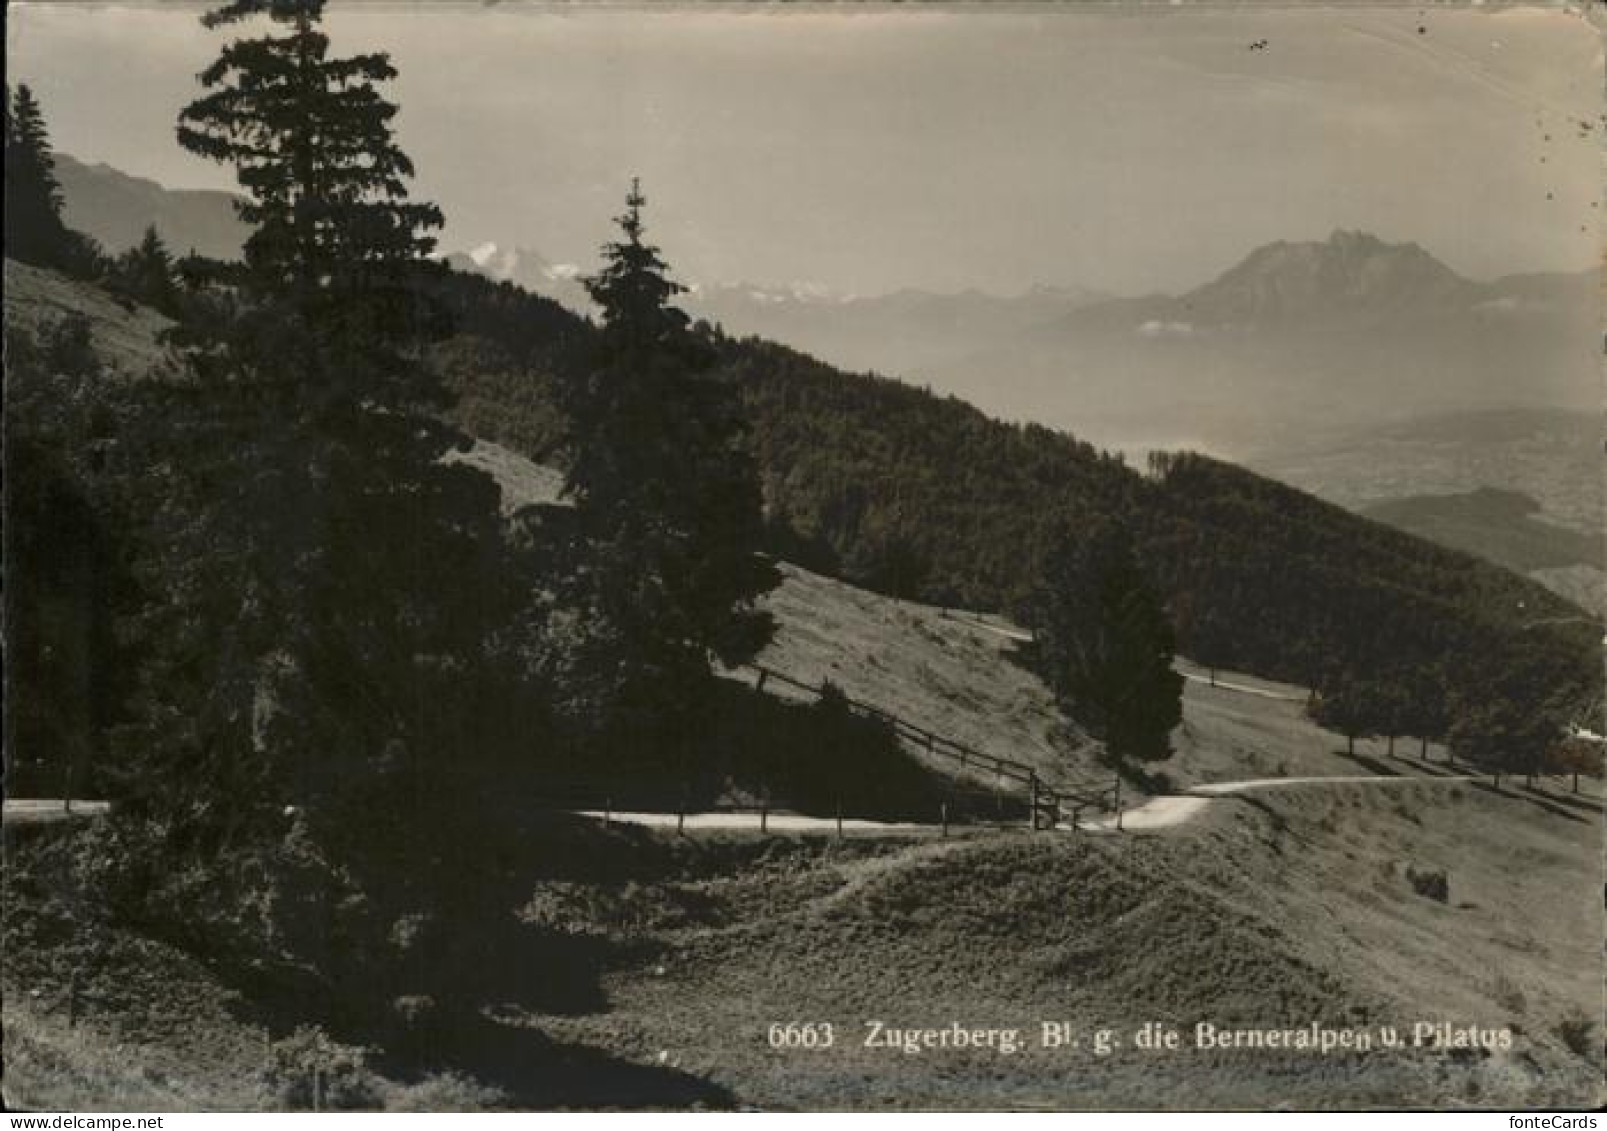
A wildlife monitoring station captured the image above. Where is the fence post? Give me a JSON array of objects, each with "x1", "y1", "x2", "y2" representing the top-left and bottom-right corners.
[
  {"x1": 761, "y1": 794, "x2": 769, "y2": 835},
  {"x1": 836, "y1": 800, "x2": 844, "y2": 840},
  {"x1": 1028, "y1": 772, "x2": 1040, "y2": 831},
  {"x1": 604, "y1": 797, "x2": 612, "y2": 827},
  {"x1": 941, "y1": 801, "x2": 949, "y2": 838},
  {"x1": 755, "y1": 669, "x2": 769, "y2": 692},
  {"x1": 1113, "y1": 776, "x2": 1124, "y2": 832}
]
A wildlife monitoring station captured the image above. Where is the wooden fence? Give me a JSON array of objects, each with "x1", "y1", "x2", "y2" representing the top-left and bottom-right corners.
[
  {"x1": 739, "y1": 662, "x2": 1120, "y2": 831},
  {"x1": 525, "y1": 661, "x2": 1122, "y2": 833}
]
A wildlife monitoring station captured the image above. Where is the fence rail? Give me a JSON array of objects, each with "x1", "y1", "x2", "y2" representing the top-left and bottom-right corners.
[
  {"x1": 740, "y1": 662, "x2": 1120, "y2": 830},
  {"x1": 524, "y1": 662, "x2": 1122, "y2": 833}
]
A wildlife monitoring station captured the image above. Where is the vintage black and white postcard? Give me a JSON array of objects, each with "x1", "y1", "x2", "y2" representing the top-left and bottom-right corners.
[{"x1": 4, "y1": 0, "x2": 1603, "y2": 1114}]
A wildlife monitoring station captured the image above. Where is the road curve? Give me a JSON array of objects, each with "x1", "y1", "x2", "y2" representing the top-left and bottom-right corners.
[
  {"x1": 1, "y1": 775, "x2": 1484, "y2": 838},
  {"x1": 1177, "y1": 671, "x2": 1307, "y2": 702},
  {"x1": 1077, "y1": 773, "x2": 1479, "y2": 832},
  {"x1": 580, "y1": 773, "x2": 1480, "y2": 837},
  {"x1": 3, "y1": 799, "x2": 111, "y2": 825}
]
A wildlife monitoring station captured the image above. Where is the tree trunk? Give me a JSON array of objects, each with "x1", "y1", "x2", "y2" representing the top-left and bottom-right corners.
[
  {"x1": 1347, "y1": 734, "x2": 1355, "y2": 756},
  {"x1": 1420, "y1": 736, "x2": 1428, "y2": 760},
  {"x1": 1387, "y1": 734, "x2": 1396, "y2": 758}
]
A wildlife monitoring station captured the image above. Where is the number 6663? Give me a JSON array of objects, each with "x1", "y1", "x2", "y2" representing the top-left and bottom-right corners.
[{"x1": 767, "y1": 1022, "x2": 835, "y2": 1049}]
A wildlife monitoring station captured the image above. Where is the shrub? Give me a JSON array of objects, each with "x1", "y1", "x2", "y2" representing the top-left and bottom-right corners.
[
  {"x1": 259, "y1": 1026, "x2": 381, "y2": 1111},
  {"x1": 1554, "y1": 1005, "x2": 1595, "y2": 1057},
  {"x1": 1405, "y1": 864, "x2": 1448, "y2": 903},
  {"x1": 384, "y1": 1071, "x2": 509, "y2": 1112}
]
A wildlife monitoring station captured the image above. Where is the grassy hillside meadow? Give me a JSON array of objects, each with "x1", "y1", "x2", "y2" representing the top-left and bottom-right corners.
[{"x1": 4, "y1": 262, "x2": 1601, "y2": 1110}]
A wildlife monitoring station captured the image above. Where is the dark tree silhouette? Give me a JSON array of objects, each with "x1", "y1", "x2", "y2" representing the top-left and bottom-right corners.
[
  {"x1": 3, "y1": 319, "x2": 141, "y2": 801},
  {"x1": 1310, "y1": 674, "x2": 1382, "y2": 757},
  {"x1": 4, "y1": 84, "x2": 76, "y2": 269},
  {"x1": 175, "y1": 0, "x2": 449, "y2": 429},
  {"x1": 1026, "y1": 519, "x2": 1183, "y2": 763},
  {"x1": 176, "y1": 0, "x2": 441, "y2": 292},
  {"x1": 1446, "y1": 694, "x2": 1558, "y2": 787},
  {"x1": 112, "y1": 226, "x2": 183, "y2": 316},
  {"x1": 559, "y1": 178, "x2": 777, "y2": 726},
  {"x1": 117, "y1": 0, "x2": 520, "y2": 849}
]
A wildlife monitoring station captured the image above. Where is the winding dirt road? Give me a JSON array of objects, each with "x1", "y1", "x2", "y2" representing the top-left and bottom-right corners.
[
  {"x1": 2, "y1": 799, "x2": 111, "y2": 825},
  {"x1": 1076, "y1": 773, "x2": 1478, "y2": 832},
  {"x1": 579, "y1": 772, "x2": 1481, "y2": 836},
  {"x1": 4, "y1": 774, "x2": 1484, "y2": 838}
]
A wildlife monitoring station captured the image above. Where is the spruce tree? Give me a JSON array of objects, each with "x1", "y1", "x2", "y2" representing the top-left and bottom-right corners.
[
  {"x1": 5, "y1": 84, "x2": 70, "y2": 267},
  {"x1": 114, "y1": 226, "x2": 182, "y2": 316},
  {"x1": 176, "y1": 0, "x2": 445, "y2": 422},
  {"x1": 121, "y1": 0, "x2": 517, "y2": 848},
  {"x1": 176, "y1": 0, "x2": 440, "y2": 290},
  {"x1": 1027, "y1": 519, "x2": 1182, "y2": 763},
  {"x1": 559, "y1": 179, "x2": 777, "y2": 753},
  {"x1": 1309, "y1": 673, "x2": 1380, "y2": 757}
]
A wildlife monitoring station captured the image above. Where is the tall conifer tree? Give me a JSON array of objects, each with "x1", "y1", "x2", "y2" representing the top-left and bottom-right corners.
[
  {"x1": 559, "y1": 180, "x2": 776, "y2": 757},
  {"x1": 5, "y1": 84, "x2": 71, "y2": 267},
  {"x1": 121, "y1": 0, "x2": 513, "y2": 846},
  {"x1": 1027, "y1": 519, "x2": 1182, "y2": 764}
]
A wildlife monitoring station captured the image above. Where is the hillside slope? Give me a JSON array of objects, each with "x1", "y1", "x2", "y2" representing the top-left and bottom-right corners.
[
  {"x1": 524, "y1": 772, "x2": 1599, "y2": 1109},
  {"x1": 3, "y1": 259, "x2": 179, "y2": 377},
  {"x1": 8, "y1": 410, "x2": 1600, "y2": 1112},
  {"x1": 7, "y1": 258, "x2": 1599, "y2": 744},
  {"x1": 1364, "y1": 488, "x2": 1599, "y2": 575},
  {"x1": 1243, "y1": 410, "x2": 1605, "y2": 615},
  {"x1": 445, "y1": 438, "x2": 1101, "y2": 794}
]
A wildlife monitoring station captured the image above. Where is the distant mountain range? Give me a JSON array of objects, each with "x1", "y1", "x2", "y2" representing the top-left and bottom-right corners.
[
  {"x1": 682, "y1": 280, "x2": 1114, "y2": 379},
  {"x1": 927, "y1": 230, "x2": 1599, "y2": 454},
  {"x1": 52, "y1": 150, "x2": 1600, "y2": 483},
  {"x1": 439, "y1": 243, "x2": 593, "y2": 313},
  {"x1": 447, "y1": 228, "x2": 1597, "y2": 459},
  {"x1": 55, "y1": 153, "x2": 248, "y2": 261},
  {"x1": 29, "y1": 156, "x2": 1607, "y2": 629},
  {"x1": 437, "y1": 238, "x2": 1114, "y2": 377}
]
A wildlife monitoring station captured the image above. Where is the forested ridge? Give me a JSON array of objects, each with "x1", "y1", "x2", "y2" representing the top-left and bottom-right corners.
[{"x1": 420, "y1": 275, "x2": 1602, "y2": 734}]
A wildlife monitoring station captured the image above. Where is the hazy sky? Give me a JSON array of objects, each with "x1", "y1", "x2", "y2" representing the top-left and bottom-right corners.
[{"x1": 8, "y1": 2, "x2": 1602, "y2": 295}]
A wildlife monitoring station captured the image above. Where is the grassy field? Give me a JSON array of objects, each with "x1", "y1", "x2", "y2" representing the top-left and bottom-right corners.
[{"x1": 512, "y1": 762, "x2": 1600, "y2": 1109}]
